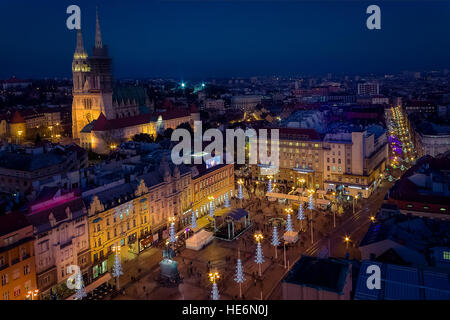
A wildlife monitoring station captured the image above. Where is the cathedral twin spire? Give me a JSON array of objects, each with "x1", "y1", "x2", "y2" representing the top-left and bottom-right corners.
[
  {"x1": 74, "y1": 6, "x2": 103, "y2": 58},
  {"x1": 95, "y1": 7, "x2": 103, "y2": 49}
]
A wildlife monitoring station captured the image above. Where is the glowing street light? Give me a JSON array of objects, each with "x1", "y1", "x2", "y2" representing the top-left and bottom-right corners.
[
  {"x1": 26, "y1": 289, "x2": 39, "y2": 300},
  {"x1": 254, "y1": 232, "x2": 264, "y2": 276},
  {"x1": 370, "y1": 216, "x2": 376, "y2": 223},
  {"x1": 353, "y1": 194, "x2": 359, "y2": 215},
  {"x1": 208, "y1": 271, "x2": 220, "y2": 300},
  {"x1": 344, "y1": 235, "x2": 351, "y2": 250}
]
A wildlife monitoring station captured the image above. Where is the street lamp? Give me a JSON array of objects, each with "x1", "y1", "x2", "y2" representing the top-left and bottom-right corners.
[
  {"x1": 344, "y1": 235, "x2": 351, "y2": 250},
  {"x1": 208, "y1": 196, "x2": 216, "y2": 231},
  {"x1": 112, "y1": 244, "x2": 123, "y2": 290},
  {"x1": 298, "y1": 178, "x2": 306, "y2": 188},
  {"x1": 208, "y1": 271, "x2": 220, "y2": 300},
  {"x1": 370, "y1": 216, "x2": 376, "y2": 223},
  {"x1": 17, "y1": 130, "x2": 23, "y2": 144},
  {"x1": 352, "y1": 195, "x2": 359, "y2": 215},
  {"x1": 308, "y1": 189, "x2": 315, "y2": 244},
  {"x1": 26, "y1": 289, "x2": 39, "y2": 300},
  {"x1": 331, "y1": 191, "x2": 337, "y2": 228},
  {"x1": 237, "y1": 179, "x2": 244, "y2": 207}
]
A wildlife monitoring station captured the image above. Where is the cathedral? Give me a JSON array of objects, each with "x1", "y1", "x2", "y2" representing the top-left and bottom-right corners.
[{"x1": 71, "y1": 10, "x2": 199, "y2": 154}]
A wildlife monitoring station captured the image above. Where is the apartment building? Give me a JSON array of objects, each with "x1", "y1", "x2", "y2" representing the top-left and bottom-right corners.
[
  {"x1": 323, "y1": 125, "x2": 388, "y2": 198},
  {"x1": 82, "y1": 157, "x2": 191, "y2": 281},
  {"x1": 0, "y1": 212, "x2": 37, "y2": 300},
  {"x1": 190, "y1": 160, "x2": 235, "y2": 224},
  {"x1": 25, "y1": 190, "x2": 90, "y2": 298},
  {"x1": 252, "y1": 128, "x2": 324, "y2": 191}
]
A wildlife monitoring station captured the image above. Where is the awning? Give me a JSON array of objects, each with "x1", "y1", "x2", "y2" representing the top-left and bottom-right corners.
[
  {"x1": 140, "y1": 236, "x2": 153, "y2": 247},
  {"x1": 226, "y1": 208, "x2": 248, "y2": 221},
  {"x1": 66, "y1": 272, "x2": 112, "y2": 300}
]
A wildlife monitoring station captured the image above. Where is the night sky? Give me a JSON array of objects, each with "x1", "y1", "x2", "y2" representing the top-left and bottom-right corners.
[{"x1": 1, "y1": 0, "x2": 450, "y2": 79}]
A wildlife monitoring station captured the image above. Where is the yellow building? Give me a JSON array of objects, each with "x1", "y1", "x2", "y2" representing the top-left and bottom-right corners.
[
  {"x1": 9, "y1": 111, "x2": 26, "y2": 143},
  {"x1": 83, "y1": 158, "x2": 192, "y2": 280},
  {"x1": 0, "y1": 212, "x2": 37, "y2": 300},
  {"x1": 190, "y1": 162, "x2": 235, "y2": 221}
]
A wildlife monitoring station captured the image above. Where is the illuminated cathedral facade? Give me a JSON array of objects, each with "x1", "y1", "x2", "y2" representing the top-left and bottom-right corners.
[{"x1": 71, "y1": 10, "x2": 199, "y2": 154}]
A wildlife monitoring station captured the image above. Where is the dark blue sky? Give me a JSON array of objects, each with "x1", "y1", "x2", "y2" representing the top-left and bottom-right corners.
[{"x1": 1, "y1": 1, "x2": 450, "y2": 79}]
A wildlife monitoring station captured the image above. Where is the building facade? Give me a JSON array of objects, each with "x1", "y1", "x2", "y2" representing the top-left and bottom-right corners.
[
  {"x1": 25, "y1": 191, "x2": 90, "y2": 298},
  {"x1": 83, "y1": 158, "x2": 192, "y2": 281},
  {"x1": 190, "y1": 162, "x2": 235, "y2": 223},
  {"x1": 0, "y1": 212, "x2": 37, "y2": 300}
]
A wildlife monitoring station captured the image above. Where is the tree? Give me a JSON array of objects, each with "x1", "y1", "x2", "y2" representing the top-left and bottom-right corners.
[
  {"x1": 169, "y1": 221, "x2": 176, "y2": 244},
  {"x1": 176, "y1": 122, "x2": 194, "y2": 136},
  {"x1": 271, "y1": 225, "x2": 280, "y2": 259},
  {"x1": 209, "y1": 201, "x2": 215, "y2": 217},
  {"x1": 237, "y1": 184, "x2": 244, "y2": 200},
  {"x1": 224, "y1": 193, "x2": 230, "y2": 208},
  {"x1": 191, "y1": 211, "x2": 197, "y2": 229},
  {"x1": 267, "y1": 179, "x2": 272, "y2": 193},
  {"x1": 211, "y1": 283, "x2": 220, "y2": 300},
  {"x1": 255, "y1": 242, "x2": 264, "y2": 265},
  {"x1": 112, "y1": 254, "x2": 123, "y2": 278},
  {"x1": 309, "y1": 194, "x2": 314, "y2": 211},
  {"x1": 285, "y1": 214, "x2": 293, "y2": 232},
  {"x1": 297, "y1": 203, "x2": 305, "y2": 221},
  {"x1": 271, "y1": 225, "x2": 280, "y2": 247},
  {"x1": 234, "y1": 257, "x2": 245, "y2": 298},
  {"x1": 163, "y1": 128, "x2": 174, "y2": 139},
  {"x1": 234, "y1": 258, "x2": 245, "y2": 284},
  {"x1": 74, "y1": 273, "x2": 87, "y2": 300},
  {"x1": 132, "y1": 133, "x2": 155, "y2": 143}
]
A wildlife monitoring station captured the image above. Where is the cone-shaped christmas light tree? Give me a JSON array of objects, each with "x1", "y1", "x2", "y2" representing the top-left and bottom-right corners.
[
  {"x1": 169, "y1": 217, "x2": 176, "y2": 244},
  {"x1": 209, "y1": 272, "x2": 220, "y2": 300},
  {"x1": 234, "y1": 250, "x2": 245, "y2": 298},
  {"x1": 285, "y1": 213, "x2": 293, "y2": 232},
  {"x1": 297, "y1": 203, "x2": 304, "y2": 221},
  {"x1": 254, "y1": 233, "x2": 264, "y2": 277},
  {"x1": 112, "y1": 253, "x2": 123, "y2": 278},
  {"x1": 224, "y1": 193, "x2": 230, "y2": 207},
  {"x1": 74, "y1": 272, "x2": 87, "y2": 300},
  {"x1": 271, "y1": 225, "x2": 280, "y2": 259},
  {"x1": 211, "y1": 283, "x2": 220, "y2": 300},
  {"x1": 191, "y1": 211, "x2": 197, "y2": 229}
]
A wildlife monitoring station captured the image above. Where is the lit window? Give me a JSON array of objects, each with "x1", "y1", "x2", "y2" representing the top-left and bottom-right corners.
[{"x1": 444, "y1": 251, "x2": 450, "y2": 261}]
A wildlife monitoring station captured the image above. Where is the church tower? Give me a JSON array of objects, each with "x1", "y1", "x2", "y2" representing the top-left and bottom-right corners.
[{"x1": 71, "y1": 8, "x2": 114, "y2": 140}]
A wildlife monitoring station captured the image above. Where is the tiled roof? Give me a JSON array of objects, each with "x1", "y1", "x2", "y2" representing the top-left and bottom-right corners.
[
  {"x1": 277, "y1": 127, "x2": 321, "y2": 140},
  {"x1": 0, "y1": 150, "x2": 66, "y2": 171},
  {"x1": 10, "y1": 111, "x2": 25, "y2": 124},
  {"x1": 26, "y1": 197, "x2": 85, "y2": 233},
  {"x1": 113, "y1": 86, "x2": 148, "y2": 106},
  {"x1": 283, "y1": 255, "x2": 351, "y2": 294},
  {"x1": 0, "y1": 212, "x2": 31, "y2": 237},
  {"x1": 90, "y1": 109, "x2": 191, "y2": 132}
]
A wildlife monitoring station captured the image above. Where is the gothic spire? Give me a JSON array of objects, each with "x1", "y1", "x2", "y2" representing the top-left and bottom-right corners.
[
  {"x1": 95, "y1": 7, "x2": 103, "y2": 48},
  {"x1": 75, "y1": 28, "x2": 86, "y2": 56}
]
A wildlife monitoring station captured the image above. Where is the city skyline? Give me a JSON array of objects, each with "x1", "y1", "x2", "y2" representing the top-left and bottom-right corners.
[{"x1": 1, "y1": 1, "x2": 450, "y2": 79}]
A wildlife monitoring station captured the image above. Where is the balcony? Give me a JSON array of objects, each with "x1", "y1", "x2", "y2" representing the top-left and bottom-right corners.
[
  {"x1": 0, "y1": 263, "x2": 9, "y2": 271},
  {"x1": 11, "y1": 257, "x2": 20, "y2": 265},
  {"x1": 22, "y1": 253, "x2": 31, "y2": 260}
]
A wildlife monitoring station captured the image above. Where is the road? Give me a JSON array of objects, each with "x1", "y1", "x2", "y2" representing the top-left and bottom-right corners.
[{"x1": 266, "y1": 181, "x2": 392, "y2": 299}]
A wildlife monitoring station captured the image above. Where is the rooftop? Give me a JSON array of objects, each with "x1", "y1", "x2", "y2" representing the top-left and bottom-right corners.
[{"x1": 283, "y1": 255, "x2": 351, "y2": 294}]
